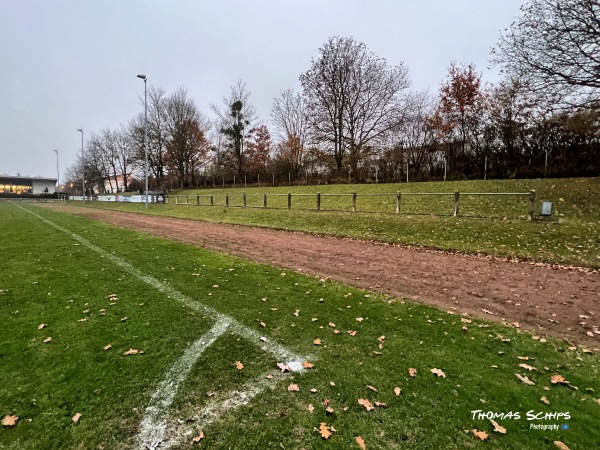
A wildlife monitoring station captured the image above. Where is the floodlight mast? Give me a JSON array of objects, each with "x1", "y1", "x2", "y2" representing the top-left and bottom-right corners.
[
  {"x1": 137, "y1": 74, "x2": 149, "y2": 209},
  {"x1": 77, "y1": 129, "x2": 84, "y2": 199}
]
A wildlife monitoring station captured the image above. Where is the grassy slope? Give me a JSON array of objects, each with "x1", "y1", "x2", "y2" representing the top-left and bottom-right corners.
[
  {"x1": 77, "y1": 177, "x2": 600, "y2": 268},
  {"x1": 1, "y1": 202, "x2": 599, "y2": 449}
]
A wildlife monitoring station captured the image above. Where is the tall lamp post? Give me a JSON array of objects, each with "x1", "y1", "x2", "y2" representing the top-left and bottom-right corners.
[
  {"x1": 53, "y1": 150, "x2": 59, "y2": 196},
  {"x1": 77, "y1": 129, "x2": 84, "y2": 198},
  {"x1": 137, "y1": 74, "x2": 149, "y2": 209}
]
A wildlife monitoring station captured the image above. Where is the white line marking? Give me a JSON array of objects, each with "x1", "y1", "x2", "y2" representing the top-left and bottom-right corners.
[
  {"x1": 17, "y1": 204, "x2": 310, "y2": 448},
  {"x1": 138, "y1": 319, "x2": 229, "y2": 449}
]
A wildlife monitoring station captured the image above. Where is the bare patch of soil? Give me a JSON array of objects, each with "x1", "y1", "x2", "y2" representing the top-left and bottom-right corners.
[{"x1": 43, "y1": 205, "x2": 600, "y2": 348}]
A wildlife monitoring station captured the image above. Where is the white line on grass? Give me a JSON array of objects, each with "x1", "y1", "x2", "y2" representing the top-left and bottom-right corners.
[{"x1": 17, "y1": 205, "x2": 310, "y2": 449}]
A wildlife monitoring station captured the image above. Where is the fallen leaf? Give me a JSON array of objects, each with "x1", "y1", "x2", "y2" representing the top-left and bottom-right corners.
[
  {"x1": 307, "y1": 404, "x2": 315, "y2": 413},
  {"x1": 461, "y1": 318, "x2": 472, "y2": 324},
  {"x1": 330, "y1": 381, "x2": 336, "y2": 387},
  {"x1": 293, "y1": 310, "x2": 300, "y2": 317},
  {"x1": 356, "y1": 436, "x2": 366, "y2": 449},
  {"x1": 313, "y1": 338, "x2": 321, "y2": 346},
  {"x1": 277, "y1": 362, "x2": 290, "y2": 373},
  {"x1": 347, "y1": 330, "x2": 357, "y2": 336},
  {"x1": 374, "y1": 401, "x2": 387, "y2": 407},
  {"x1": 2, "y1": 415, "x2": 18, "y2": 427},
  {"x1": 303, "y1": 361, "x2": 314, "y2": 369},
  {"x1": 490, "y1": 419, "x2": 506, "y2": 434},
  {"x1": 38, "y1": 323, "x2": 47, "y2": 330},
  {"x1": 123, "y1": 348, "x2": 140, "y2": 356},
  {"x1": 431, "y1": 368, "x2": 446, "y2": 378},
  {"x1": 120, "y1": 317, "x2": 128, "y2": 322},
  {"x1": 550, "y1": 374, "x2": 568, "y2": 385},
  {"x1": 333, "y1": 329, "x2": 341, "y2": 334},
  {"x1": 323, "y1": 399, "x2": 331, "y2": 406},
  {"x1": 394, "y1": 387, "x2": 401, "y2": 396},
  {"x1": 358, "y1": 398, "x2": 374, "y2": 411},
  {"x1": 519, "y1": 363, "x2": 537, "y2": 371},
  {"x1": 377, "y1": 335, "x2": 385, "y2": 343},
  {"x1": 192, "y1": 431, "x2": 205, "y2": 443},
  {"x1": 310, "y1": 388, "x2": 318, "y2": 393},
  {"x1": 235, "y1": 361, "x2": 244, "y2": 370},
  {"x1": 356, "y1": 317, "x2": 364, "y2": 322},
  {"x1": 367, "y1": 385, "x2": 378, "y2": 392},
  {"x1": 517, "y1": 356, "x2": 530, "y2": 360},
  {"x1": 409, "y1": 368, "x2": 417, "y2": 377},
  {"x1": 540, "y1": 396, "x2": 550, "y2": 405},
  {"x1": 472, "y1": 429, "x2": 488, "y2": 441},
  {"x1": 72, "y1": 412, "x2": 81, "y2": 424},
  {"x1": 319, "y1": 422, "x2": 332, "y2": 439},
  {"x1": 325, "y1": 406, "x2": 334, "y2": 414},
  {"x1": 103, "y1": 344, "x2": 112, "y2": 351},
  {"x1": 554, "y1": 442, "x2": 570, "y2": 450},
  {"x1": 515, "y1": 373, "x2": 535, "y2": 385},
  {"x1": 287, "y1": 384, "x2": 299, "y2": 392},
  {"x1": 260, "y1": 322, "x2": 266, "y2": 327},
  {"x1": 328, "y1": 322, "x2": 336, "y2": 327}
]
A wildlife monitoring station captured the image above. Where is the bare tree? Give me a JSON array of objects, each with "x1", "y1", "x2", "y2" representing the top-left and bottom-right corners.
[
  {"x1": 493, "y1": 0, "x2": 600, "y2": 109},
  {"x1": 271, "y1": 89, "x2": 309, "y2": 174}
]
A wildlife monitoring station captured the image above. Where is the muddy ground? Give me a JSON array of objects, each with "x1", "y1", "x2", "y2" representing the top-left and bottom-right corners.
[{"x1": 41, "y1": 204, "x2": 599, "y2": 348}]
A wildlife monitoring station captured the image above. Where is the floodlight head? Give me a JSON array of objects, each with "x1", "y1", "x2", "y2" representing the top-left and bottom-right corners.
[
  {"x1": 137, "y1": 74, "x2": 147, "y2": 80},
  {"x1": 77, "y1": 129, "x2": 82, "y2": 132}
]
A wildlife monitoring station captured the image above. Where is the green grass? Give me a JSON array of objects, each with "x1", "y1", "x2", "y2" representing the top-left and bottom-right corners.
[
  {"x1": 1, "y1": 202, "x2": 599, "y2": 449},
  {"x1": 76, "y1": 178, "x2": 600, "y2": 268}
]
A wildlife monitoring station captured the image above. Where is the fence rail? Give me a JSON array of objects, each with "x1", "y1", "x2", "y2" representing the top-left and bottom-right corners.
[{"x1": 164, "y1": 190, "x2": 536, "y2": 219}]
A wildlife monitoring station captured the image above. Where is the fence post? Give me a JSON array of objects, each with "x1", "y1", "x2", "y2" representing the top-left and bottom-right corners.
[
  {"x1": 196, "y1": 195, "x2": 199, "y2": 206},
  {"x1": 210, "y1": 195, "x2": 213, "y2": 206},
  {"x1": 396, "y1": 192, "x2": 401, "y2": 214},
  {"x1": 288, "y1": 193, "x2": 292, "y2": 209},
  {"x1": 529, "y1": 189, "x2": 536, "y2": 220},
  {"x1": 453, "y1": 191, "x2": 460, "y2": 217},
  {"x1": 225, "y1": 194, "x2": 229, "y2": 207},
  {"x1": 352, "y1": 192, "x2": 357, "y2": 212},
  {"x1": 317, "y1": 192, "x2": 321, "y2": 211},
  {"x1": 175, "y1": 195, "x2": 178, "y2": 204},
  {"x1": 186, "y1": 195, "x2": 189, "y2": 205},
  {"x1": 263, "y1": 193, "x2": 267, "y2": 208},
  {"x1": 243, "y1": 193, "x2": 247, "y2": 208}
]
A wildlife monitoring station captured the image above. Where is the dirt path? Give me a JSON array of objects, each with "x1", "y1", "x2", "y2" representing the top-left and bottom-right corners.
[{"x1": 41, "y1": 204, "x2": 600, "y2": 348}]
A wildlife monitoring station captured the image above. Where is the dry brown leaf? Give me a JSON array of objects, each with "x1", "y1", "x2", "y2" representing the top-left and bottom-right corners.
[
  {"x1": 367, "y1": 385, "x2": 378, "y2": 392},
  {"x1": 519, "y1": 363, "x2": 537, "y2": 371},
  {"x1": 461, "y1": 318, "x2": 472, "y2": 324},
  {"x1": 550, "y1": 374, "x2": 568, "y2": 385},
  {"x1": 287, "y1": 383, "x2": 299, "y2": 392},
  {"x1": 293, "y1": 309, "x2": 300, "y2": 317},
  {"x1": 328, "y1": 322, "x2": 336, "y2": 327},
  {"x1": 192, "y1": 431, "x2": 205, "y2": 443},
  {"x1": 303, "y1": 361, "x2": 314, "y2": 369},
  {"x1": 394, "y1": 387, "x2": 401, "y2": 396},
  {"x1": 266, "y1": 374, "x2": 273, "y2": 379},
  {"x1": 333, "y1": 329, "x2": 341, "y2": 334},
  {"x1": 319, "y1": 422, "x2": 332, "y2": 439},
  {"x1": 358, "y1": 398, "x2": 374, "y2": 411},
  {"x1": 260, "y1": 322, "x2": 266, "y2": 327},
  {"x1": 325, "y1": 406, "x2": 334, "y2": 414},
  {"x1": 307, "y1": 404, "x2": 315, "y2": 413},
  {"x1": 356, "y1": 435, "x2": 366, "y2": 450},
  {"x1": 347, "y1": 330, "x2": 357, "y2": 336},
  {"x1": 310, "y1": 388, "x2": 318, "y2": 393},
  {"x1": 103, "y1": 344, "x2": 112, "y2": 351},
  {"x1": 515, "y1": 373, "x2": 535, "y2": 385},
  {"x1": 2, "y1": 415, "x2": 18, "y2": 427},
  {"x1": 490, "y1": 419, "x2": 506, "y2": 434},
  {"x1": 431, "y1": 368, "x2": 446, "y2": 378},
  {"x1": 472, "y1": 429, "x2": 488, "y2": 441},
  {"x1": 377, "y1": 335, "x2": 385, "y2": 343},
  {"x1": 374, "y1": 401, "x2": 387, "y2": 407},
  {"x1": 313, "y1": 338, "x2": 322, "y2": 346},
  {"x1": 356, "y1": 317, "x2": 364, "y2": 322},
  {"x1": 43, "y1": 337, "x2": 52, "y2": 343},
  {"x1": 123, "y1": 348, "x2": 140, "y2": 356},
  {"x1": 554, "y1": 442, "x2": 570, "y2": 450},
  {"x1": 517, "y1": 356, "x2": 530, "y2": 360},
  {"x1": 38, "y1": 323, "x2": 47, "y2": 330},
  {"x1": 323, "y1": 399, "x2": 331, "y2": 406},
  {"x1": 72, "y1": 412, "x2": 81, "y2": 424},
  {"x1": 409, "y1": 368, "x2": 417, "y2": 377},
  {"x1": 329, "y1": 381, "x2": 336, "y2": 387},
  {"x1": 235, "y1": 361, "x2": 244, "y2": 370},
  {"x1": 540, "y1": 396, "x2": 550, "y2": 405}
]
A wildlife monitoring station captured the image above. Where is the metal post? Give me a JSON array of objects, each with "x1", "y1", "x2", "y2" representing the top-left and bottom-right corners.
[
  {"x1": 196, "y1": 195, "x2": 199, "y2": 206},
  {"x1": 225, "y1": 194, "x2": 229, "y2": 207},
  {"x1": 396, "y1": 192, "x2": 401, "y2": 214},
  {"x1": 484, "y1": 155, "x2": 487, "y2": 181},
  {"x1": 544, "y1": 150, "x2": 548, "y2": 178},
  {"x1": 185, "y1": 195, "x2": 189, "y2": 205},
  {"x1": 317, "y1": 192, "x2": 321, "y2": 211},
  {"x1": 258, "y1": 174, "x2": 260, "y2": 187},
  {"x1": 263, "y1": 193, "x2": 267, "y2": 208},
  {"x1": 273, "y1": 173, "x2": 275, "y2": 187},
  {"x1": 288, "y1": 193, "x2": 291, "y2": 209},
  {"x1": 406, "y1": 162, "x2": 409, "y2": 183},
  {"x1": 353, "y1": 192, "x2": 357, "y2": 212},
  {"x1": 137, "y1": 75, "x2": 149, "y2": 209},
  {"x1": 210, "y1": 195, "x2": 213, "y2": 206},
  {"x1": 244, "y1": 175, "x2": 246, "y2": 188},
  {"x1": 529, "y1": 189, "x2": 536, "y2": 221},
  {"x1": 233, "y1": 176, "x2": 235, "y2": 188},
  {"x1": 243, "y1": 193, "x2": 246, "y2": 207},
  {"x1": 453, "y1": 191, "x2": 460, "y2": 217},
  {"x1": 288, "y1": 172, "x2": 291, "y2": 186},
  {"x1": 54, "y1": 150, "x2": 59, "y2": 194},
  {"x1": 444, "y1": 158, "x2": 447, "y2": 182},
  {"x1": 77, "y1": 129, "x2": 84, "y2": 199},
  {"x1": 222, "y1": 176, "x2": 224, "y2": 188}
]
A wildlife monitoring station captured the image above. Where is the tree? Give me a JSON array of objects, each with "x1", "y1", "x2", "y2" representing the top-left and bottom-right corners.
[
  {"x1": 493, "y1": 0, "x2": 600, "y2": 109},
  {"x1": 211, "y1": 80, "x2": 257, "y2": 178},
  {"x1": 245, "y1": 125, "x2": 272, "y2": 174},
  {"x1": 271, "y1": 89, "x2": 309, "y2": 175},
  {"x1": 300, "y1": 36, "x2": 409, "y2": 177}
]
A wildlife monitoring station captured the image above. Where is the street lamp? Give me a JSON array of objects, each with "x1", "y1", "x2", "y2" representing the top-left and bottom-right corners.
[
  {"x1": 77, "y1": 129, "x2": 84, "y2": 198},
  {"x1": 137, "y1": 74, "x2": 149, "y2": 209},
  {"x1": 53, "y1": 150, "x2": 59, "y2": 196}
]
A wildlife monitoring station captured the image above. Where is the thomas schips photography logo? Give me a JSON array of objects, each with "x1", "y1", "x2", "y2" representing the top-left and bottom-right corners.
[{"x1": 471, "y1": 410, "x2": 571, "y2": 431}]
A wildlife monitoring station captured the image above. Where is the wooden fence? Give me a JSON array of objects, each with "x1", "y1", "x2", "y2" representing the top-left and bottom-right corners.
[{"x1": 164, "y1": 190, "x2": 537, "y2": 219}]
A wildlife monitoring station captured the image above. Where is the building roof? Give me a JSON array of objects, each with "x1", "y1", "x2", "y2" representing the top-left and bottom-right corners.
[{"x1": 0, "y1": 175, "x2": 57, "y2": 182}]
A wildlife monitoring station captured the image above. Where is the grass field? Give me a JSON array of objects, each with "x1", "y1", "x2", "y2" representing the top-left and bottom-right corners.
[
  {"x1": 74, "y1": 177, "x2": 600, "y2": 268},
  {"x1": 1, "y1": 201, "x2": 599, "y2": 449}
]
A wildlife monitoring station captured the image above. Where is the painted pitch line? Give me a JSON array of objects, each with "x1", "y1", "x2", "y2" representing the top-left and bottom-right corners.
[
  {"x1": 18, "y1": 204, "x2": 310, "y2": 448},
  {"x1": 137, "y1": 319, "x2": 230, "y2": 449}
]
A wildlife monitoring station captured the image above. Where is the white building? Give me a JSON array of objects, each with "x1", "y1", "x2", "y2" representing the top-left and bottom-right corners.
[{"x1": 0, "y1": 175, "x2": 57, "y2": 195}]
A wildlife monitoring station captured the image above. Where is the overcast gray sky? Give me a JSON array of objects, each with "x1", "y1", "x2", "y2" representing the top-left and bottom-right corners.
[{"x1": 0, "y1": 0, "x2": 525, "y2": 181}]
